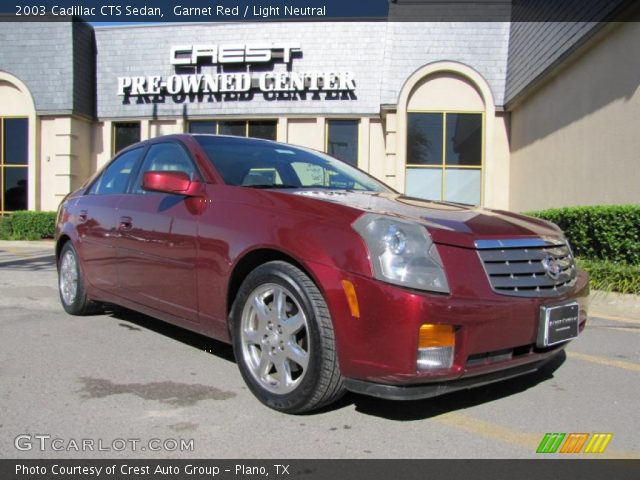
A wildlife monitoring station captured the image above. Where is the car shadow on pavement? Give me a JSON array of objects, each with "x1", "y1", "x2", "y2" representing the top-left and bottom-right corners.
[
  {"x1": 345, "y1": 351, "x2": 566, "y2": 420},
  {"x1": 102, "y1": 305, "x2": 566, "y2": 420},
  {"x1": 105, "y1": 306, "x2": 236, "y2": 364},
  {"x1": 0, "y1": 255, "x2": 56, "y2": 270}
]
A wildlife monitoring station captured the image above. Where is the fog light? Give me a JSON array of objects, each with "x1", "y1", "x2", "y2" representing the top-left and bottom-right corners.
[
  {"x1": 417, "y1": 324, "x2": 455, "y2": 370},
  {"x1": 417, "y1": 347, "x2": 454, "y2": 370}
]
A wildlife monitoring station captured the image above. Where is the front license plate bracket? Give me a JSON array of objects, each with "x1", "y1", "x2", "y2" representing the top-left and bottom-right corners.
[{"x1": 537, "y1": 302, "x2": 579, "y2": 348}]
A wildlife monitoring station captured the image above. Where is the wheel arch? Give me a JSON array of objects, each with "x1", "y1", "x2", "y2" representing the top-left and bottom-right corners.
[
  {"x1": 55, "y1": 234, "x2": 72, "y2": 263},
  {"x1": 226, "y1": 247, "x2": 324, "y2": 321}
]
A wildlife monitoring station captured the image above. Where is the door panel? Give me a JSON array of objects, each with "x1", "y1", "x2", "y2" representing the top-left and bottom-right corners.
[
  {"x1": 116, "y1": 194, "x2": 199, "y2": 321},
  {"x1": 115, "y1": 142, "x2": 201, "y2": 322},
  {"x1": 75, "y1": 147, "x2": 145, "y2": 292},
  {"x1": 75, "y1": 195, "x2": 122, "y2": 292}
]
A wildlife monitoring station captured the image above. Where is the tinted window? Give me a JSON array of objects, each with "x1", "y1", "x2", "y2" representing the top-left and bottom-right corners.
[
  {"x1": 248, "y1": 121, "x2": 277, "y2": 141},
  {"x1": 0, "y1": 117, "x2": 29, "y2": 212},
  {"x1": 4, "y1": 118, "x2": 28, "y2": 165},
  {"x1": 89, "y1": 148, "x2": 143, "y2": 195},
  {"x1": 327, "y1": 120, "x2": 358, "y2": 167},
  {"x1": 133, "y1": 143, "x2": 199, "y2": 193},
  {"x1": 189, "y1": 121, "x2": 217, "y2": 134},
  {"x1": 195, "y1": 136, "x2": 389, "y2": 192},
  {"x1": 3, "y1": 167, "x2": 28, "y2": 211},
  {"x1": 218, "y1": 121, "x2": 245, "y2": 137},
  {"x1": 407, "y1": 113, "x2": 442, "y2": 166},
  {"x1": 114, "y1": 122, "x2": 141, "y2": 153},
  {"x1": 445, "y1": 113, "x2": 482, "y2": 166}
]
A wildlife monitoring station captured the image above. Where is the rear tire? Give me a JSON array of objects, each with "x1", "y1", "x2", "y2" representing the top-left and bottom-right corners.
[
  {"x1": 231, "y1": 261, "x2": 345, "y2": 413},
  {"x1": 58, "y1": 242, "x2": 102, "y2": 316}
]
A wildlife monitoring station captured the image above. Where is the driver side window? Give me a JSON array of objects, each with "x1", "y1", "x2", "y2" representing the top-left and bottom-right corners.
[
  {"x1": 133, "y1": 142, "x2": 199, "y2": 194},
  {"x1": 87, "y1": 147, "x2": 143, "y2": 195}
]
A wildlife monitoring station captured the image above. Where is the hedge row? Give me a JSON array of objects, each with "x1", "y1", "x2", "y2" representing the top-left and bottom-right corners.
[
  {"x1": 577, "y1": 258, "x2": 640, "y2": 295},
  {"x1": 0, "y1": 211, "x2": 57, "y2": 240},
  {"x1": 527, "y1": 205, "x2": 640, "y2": 265},
  {"x1": 0, "y1": 215, "x2": 12, "y2": 240}
]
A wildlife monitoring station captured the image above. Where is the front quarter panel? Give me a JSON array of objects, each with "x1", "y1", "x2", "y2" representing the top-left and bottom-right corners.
[{"x1": 195, "y1": 185, "x2": 371, "y2": 338}]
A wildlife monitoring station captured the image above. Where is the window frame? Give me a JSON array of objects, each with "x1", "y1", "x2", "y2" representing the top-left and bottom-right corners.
[
  {"x1": 0, "y1": 116, "x2": 29, "y2": 214},
  {"x1": 405, "y1": 110, "x2": 485, "y2": 205},
  {"x1": 324, "y1": 119, "x2": 360, "y2": 168}
]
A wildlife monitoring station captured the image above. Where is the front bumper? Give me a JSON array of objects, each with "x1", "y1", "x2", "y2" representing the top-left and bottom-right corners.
[
  {"x1": 343, "y1": 351, "x2": 560, "y2": 400},
  {"x1": 306, "y1": 242, "x2": 589, "y2": 390}
]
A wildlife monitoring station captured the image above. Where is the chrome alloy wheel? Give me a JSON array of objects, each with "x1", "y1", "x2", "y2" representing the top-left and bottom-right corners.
[
  {"x1": 59, "y1": 250, "x2": 78, "y2": 306},
  {"x1": 240, "y1": 283, "x2": 310, "y2": 394}
]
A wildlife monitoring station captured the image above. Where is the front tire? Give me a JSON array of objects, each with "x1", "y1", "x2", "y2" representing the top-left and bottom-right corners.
[
  {"x1": 231, "y1": 261, "x2": 345, "y2": 413},
  {"x1": 58, "y1": 242, "x2": 101, "y2": 316}
]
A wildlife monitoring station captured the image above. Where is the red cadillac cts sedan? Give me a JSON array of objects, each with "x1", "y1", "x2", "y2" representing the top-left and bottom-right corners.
[{"x1": 55, "y1": 134, "x2": 588, "y2": 413}]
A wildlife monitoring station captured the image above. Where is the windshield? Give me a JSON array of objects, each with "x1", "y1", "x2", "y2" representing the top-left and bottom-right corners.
[{"x1": 195, "y1": 135, "x2": 391, "y2": 192}]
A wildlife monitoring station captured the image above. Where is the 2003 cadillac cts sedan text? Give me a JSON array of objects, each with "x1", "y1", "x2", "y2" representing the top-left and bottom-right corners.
[{"x1": 55, "y1": 134, "x2": 588, "y2": 413}]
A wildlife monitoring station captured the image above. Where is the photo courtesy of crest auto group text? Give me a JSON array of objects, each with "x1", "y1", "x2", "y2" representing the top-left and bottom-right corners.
[{"x1": 0, "y1": 0, "x2": 639, "y2": 478}]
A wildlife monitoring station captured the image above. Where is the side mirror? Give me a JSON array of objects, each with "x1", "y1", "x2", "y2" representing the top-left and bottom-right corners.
[{"x1": 141, "y1": 171, "x2": 204, "y2": 197}]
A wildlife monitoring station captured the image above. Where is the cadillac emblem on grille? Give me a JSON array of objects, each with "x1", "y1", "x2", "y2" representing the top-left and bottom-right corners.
[
  {"x1": 474, "y1": 238, "x2": 577, "y2": 297},
  {"x1": 541, "y1": 255, "x2": 562, "y2": 280}
]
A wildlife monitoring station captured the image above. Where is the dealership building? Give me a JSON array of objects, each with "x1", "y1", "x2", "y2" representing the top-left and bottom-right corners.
[{"x1": 0, "y1": 10, "x2": 639, "y2": 213}]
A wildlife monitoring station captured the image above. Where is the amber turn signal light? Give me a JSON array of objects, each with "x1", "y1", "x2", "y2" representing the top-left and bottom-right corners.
[
  {"x1": 341, "y1": 279, "x2": 360, "y2": 318},
  {"x1": 418, "y1": 324, "x2": 455, "y2": 348}
]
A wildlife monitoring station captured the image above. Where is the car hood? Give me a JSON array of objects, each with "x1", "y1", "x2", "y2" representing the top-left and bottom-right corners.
[{"x1": 288, "y1": 190, "x2": 563, "y2": 249}]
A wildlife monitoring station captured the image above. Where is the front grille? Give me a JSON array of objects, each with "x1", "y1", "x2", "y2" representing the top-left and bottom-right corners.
[{"x1": 476, "y1": 238, "x2": 577, "y2": 297}]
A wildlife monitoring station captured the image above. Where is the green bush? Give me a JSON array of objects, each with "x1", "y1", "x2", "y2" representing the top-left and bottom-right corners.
[
  {"x1": 527, "y1": 205, "x2": 640, "y2": 265},
  {"x1": 0, "y1": 215, "x2": 12, "y2": 240},
  {"x1": 577, "y1": 258, "x2": 640, "y2": 295},
  {"x1": 4, "y1": 211, "x2": 57, "y2": 240}
]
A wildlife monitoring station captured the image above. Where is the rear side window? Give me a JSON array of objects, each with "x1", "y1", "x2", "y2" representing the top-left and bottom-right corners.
[{"x1": 88, "y1": 148, "x2": 143, "y2": 195}]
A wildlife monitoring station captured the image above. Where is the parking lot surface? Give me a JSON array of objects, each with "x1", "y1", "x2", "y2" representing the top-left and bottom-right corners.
[{"x1": 0, "y1": 242, "x2": 638, "y2": 459}]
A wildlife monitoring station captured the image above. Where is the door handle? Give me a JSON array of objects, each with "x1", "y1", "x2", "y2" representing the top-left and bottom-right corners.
[
  {"x1": 119, "y1": 216, "x2": 133, "y2": 231},
  {"x1": 78, "y1": 210, "x2": 88, "y2": 223}
]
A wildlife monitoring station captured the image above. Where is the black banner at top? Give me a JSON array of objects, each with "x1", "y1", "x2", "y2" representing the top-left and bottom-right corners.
[{"x1": 0, "y1": 0, "x2": 638, "y2": 23}]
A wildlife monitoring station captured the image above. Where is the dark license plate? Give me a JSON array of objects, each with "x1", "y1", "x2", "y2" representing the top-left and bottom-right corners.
[{"x1": 537, "y1": 302, "x2": 580, "y2": 347}]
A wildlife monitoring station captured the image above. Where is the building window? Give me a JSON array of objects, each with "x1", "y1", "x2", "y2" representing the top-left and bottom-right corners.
[
  {"x1": 326, "y1": 119, "x2": 358, "y2": 167},
  {"x1": 406, "y1": 112, "x2": 483, "y2": 205},
  {"x1": 218, "y1": 120, "x2": 246, "y2": 137},
  {"x1": 1, "y1": 117, "x2": 28, "y2": 213},
  {"x1": 188, "y1": 121, "x2": 216, "y2": 135},
  {"x1": 113, "y1": 122, "x2": 141, "y2": 154},
  {"x1": 248, "y1": 121, "x2": 278, "y2": 141},
  {"x1": 188, "y1": 120, "x2": 277, "y2": 141}
]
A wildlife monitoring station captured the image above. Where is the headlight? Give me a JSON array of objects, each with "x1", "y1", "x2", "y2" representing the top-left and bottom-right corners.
[{"x1": 352, "y1": 213, "x2": 449, "y2": 293}]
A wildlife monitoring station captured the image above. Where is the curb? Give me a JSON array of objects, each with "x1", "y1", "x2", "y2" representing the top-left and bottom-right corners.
[
  {"x1": 0, "y1": 240, "x2": 55, "y2": 248},
  {"x1": 589, "y1": 290, "x2": 640, "y2": 321}
]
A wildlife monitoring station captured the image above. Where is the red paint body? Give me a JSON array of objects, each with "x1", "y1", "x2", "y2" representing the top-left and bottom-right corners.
[{"x1": 56, "y1": 135, "x2": 588, "y2": 388}]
